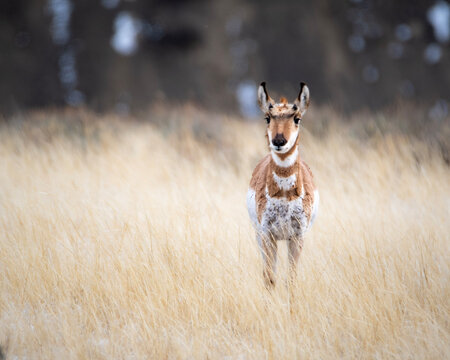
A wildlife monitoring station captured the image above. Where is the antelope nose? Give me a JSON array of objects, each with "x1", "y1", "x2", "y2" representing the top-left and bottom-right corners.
[{"x1": 272, "y1": 134, "x2": 287, "y2": 147}]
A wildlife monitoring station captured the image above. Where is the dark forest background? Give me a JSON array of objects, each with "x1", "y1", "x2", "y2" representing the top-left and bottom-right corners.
[{"x1": 0, "y1": 0, "x2": 449, "y2": 117}]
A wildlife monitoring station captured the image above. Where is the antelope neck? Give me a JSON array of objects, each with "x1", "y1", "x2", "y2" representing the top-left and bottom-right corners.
[
  {"x1": 267, "y1": 144, "x2": 303, "y2": 199},
  {"x1": 269, "y1": 143, "x2": 302, "y2": 189},
  {"x1": 270, "y1": 145, "x2": 299, "y2": 172}
]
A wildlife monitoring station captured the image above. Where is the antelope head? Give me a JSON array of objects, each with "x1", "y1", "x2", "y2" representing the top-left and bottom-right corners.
[{"x1": 257, "y1": 82, "x2": 310, "y2": 154}]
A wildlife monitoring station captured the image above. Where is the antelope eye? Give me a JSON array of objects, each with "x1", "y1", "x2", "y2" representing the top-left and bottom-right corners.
[
  {"x1": 265, "y1": 116, "x2": 270, "y2": 124},
  {"x1": 294, "y1": 117, "x2": 301, "y2": 125}
]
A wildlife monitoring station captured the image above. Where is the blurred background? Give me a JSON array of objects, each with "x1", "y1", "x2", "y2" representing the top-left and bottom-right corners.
[{"x1": 0, "y1": 0, "x2": 449, "y2": 118}]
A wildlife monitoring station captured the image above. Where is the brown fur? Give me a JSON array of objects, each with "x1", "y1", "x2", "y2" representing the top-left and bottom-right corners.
[
  {"x1": 299, "y1": 161, "x2": 315, "y2": 222},
  {"x1": 249, "y1": 152, "x2": 316, "y2": 222},
  {"x1": 272, "y1": 161, "x2": 299, "y2": 177}
]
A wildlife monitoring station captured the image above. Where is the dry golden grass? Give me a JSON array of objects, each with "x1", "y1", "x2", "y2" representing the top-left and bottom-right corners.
[{"x1": 0, "y1": 107, "x2": 449, "y2": 359}]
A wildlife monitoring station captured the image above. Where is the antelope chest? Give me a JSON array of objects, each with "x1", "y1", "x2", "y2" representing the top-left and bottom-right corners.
[
  {"x1": 246, "y1": 186, "x2": 309, "y2": 240},
  {"x1": 247, "y1": 155, "x2": 319, "y2": 240},
  {"x1": 261, "y1": 189, "x2": 308, "y2": 239}
]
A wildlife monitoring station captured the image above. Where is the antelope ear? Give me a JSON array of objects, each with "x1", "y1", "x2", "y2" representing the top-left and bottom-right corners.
[
  {"x1": 294, "y1": 82, "x2": 310, "y2": 117},
  {"x1": 257, "y1": 82, "x2": 274, "y2": 112}
]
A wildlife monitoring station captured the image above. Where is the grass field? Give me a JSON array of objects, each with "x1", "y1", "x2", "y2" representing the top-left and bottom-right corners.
[{"x1": 0, "y1": 107, "x2": 449, "y2": 359}]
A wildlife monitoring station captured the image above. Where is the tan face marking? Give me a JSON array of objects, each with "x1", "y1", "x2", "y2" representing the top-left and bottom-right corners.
[{"x1": 266, "y1": 102, "x2": 301, "y2": 154}]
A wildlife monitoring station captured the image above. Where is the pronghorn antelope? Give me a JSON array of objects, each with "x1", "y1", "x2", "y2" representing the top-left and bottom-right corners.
[{"x1": 247, "y1": 82, "x2": 319, "y2": 287}]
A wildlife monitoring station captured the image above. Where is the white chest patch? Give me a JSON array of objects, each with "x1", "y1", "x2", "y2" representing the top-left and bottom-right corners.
[
  {"x1": 272, "y1": 172, "x2": 296, "y2": 191},
  {"x1": 260, "y1": 187, "x2": 308, "y2": 240},
  {"x1": 247, "y1": 186, "x2": 319, "y2": 240}
]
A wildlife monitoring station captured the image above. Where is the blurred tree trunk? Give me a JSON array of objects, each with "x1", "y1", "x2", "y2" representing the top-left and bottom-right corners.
[{"x1": 0, "y1": 0, "x2": 61, "y2": 114}]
